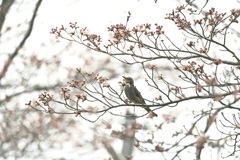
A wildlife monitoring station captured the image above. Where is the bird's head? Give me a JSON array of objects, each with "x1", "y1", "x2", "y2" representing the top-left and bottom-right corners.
[{"x1": 122, "y1": 76, "x2": 134, "y2": 85}]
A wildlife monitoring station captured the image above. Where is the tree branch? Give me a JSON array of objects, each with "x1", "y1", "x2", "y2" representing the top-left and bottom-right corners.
[{"x1": 0, "y1": 0, "x2": 43, "y2": 80}]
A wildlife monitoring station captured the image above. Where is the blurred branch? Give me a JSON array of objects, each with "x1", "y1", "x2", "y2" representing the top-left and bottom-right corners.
[
  {"x1": 0, "y1": 0, "x2": 14, "y2": 35},
  {"x1": 0, "y1": 84, "x2": 60, "y2": 104},
  {"x1": 102, "y1": 140, "x2": 120, "y2": 160},
  {"x1": 0, "y1": 0, "x2": 43, "y2": 80}
]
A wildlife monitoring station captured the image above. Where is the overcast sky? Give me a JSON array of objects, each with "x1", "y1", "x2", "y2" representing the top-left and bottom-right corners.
[
  {"x1": 8, "y1": 0, "x2": 240, "y2": 159},
  {"x1": 36, "y1": 1, "x2": 240, "y2": 159}
]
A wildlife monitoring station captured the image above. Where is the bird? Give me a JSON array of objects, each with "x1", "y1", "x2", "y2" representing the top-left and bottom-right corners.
[{"x1": 122, "y1": 76, "x2": 158, "y2": 117}]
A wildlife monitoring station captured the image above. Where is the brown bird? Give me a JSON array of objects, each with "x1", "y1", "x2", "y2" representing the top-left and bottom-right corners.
[{"x1": 123, "y1": 76, "x2": 158, "y2": 117}]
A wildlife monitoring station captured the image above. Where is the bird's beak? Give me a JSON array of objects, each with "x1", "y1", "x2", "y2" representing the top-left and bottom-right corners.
[{"x1": 122, "y1": 76, "x2": 126, "y2": 79}]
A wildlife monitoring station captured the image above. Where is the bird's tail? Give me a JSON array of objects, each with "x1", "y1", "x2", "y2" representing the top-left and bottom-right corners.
[{"x1": 145, "y1": 107, "x2": 158, "y2": 117}]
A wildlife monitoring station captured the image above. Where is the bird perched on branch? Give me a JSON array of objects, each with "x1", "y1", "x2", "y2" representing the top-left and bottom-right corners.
[{"x1": 122, "y1": 76, "x2": 158, "y2": 117}]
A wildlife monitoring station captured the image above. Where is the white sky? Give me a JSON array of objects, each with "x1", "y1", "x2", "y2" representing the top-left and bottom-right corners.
[
  {"x1": 35, "y1": 0, "x2": 240, "y2": 159},
  {"x1": 5, "y1": 0, "x2": 240, "y2": 159}
]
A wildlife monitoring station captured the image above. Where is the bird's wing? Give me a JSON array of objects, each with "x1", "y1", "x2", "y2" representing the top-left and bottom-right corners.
[{"x1": 133, "y1": 86, "x2": 146, "y2": 104}]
